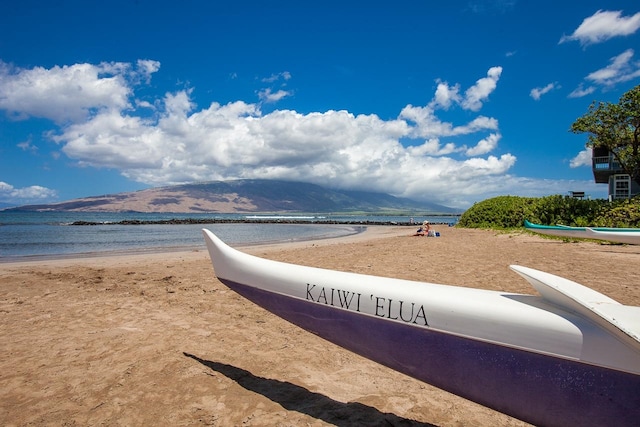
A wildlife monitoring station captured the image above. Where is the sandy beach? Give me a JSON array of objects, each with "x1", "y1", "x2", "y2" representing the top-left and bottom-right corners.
[{"x1": 2, "y1": 226, "x2": 639, "y2": 426}]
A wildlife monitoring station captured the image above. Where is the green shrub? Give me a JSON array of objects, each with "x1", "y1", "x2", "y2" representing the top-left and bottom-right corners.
[
  {"x1": 597, "y1": 197, "x2": 640, "y2": 227},
  {"x1": 458, "y1": 195, "x2": 636, "y2": 229},
  {"x1": 530, "y1": 195, "x2": 604, "y2": 226},
  {"x1": 458, "y1": 196, "x2": 537, "y2": 228}
]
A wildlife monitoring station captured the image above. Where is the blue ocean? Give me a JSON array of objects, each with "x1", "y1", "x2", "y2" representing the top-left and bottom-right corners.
[{"x1": 0, "y1": 211, "x2": 458, "y2": 261}]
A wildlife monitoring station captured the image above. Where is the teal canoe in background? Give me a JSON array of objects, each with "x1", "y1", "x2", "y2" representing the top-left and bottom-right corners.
[{"x1": 524, "y1": 220, "x2": 640, "y2": 244}]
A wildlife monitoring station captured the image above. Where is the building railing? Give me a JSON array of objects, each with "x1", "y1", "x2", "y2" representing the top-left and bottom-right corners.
[{"x1": 592, "y1": 155, "x2": 622, "y2": 171}]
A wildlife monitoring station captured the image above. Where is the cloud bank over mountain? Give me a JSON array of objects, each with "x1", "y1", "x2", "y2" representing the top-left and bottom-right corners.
[{"x1": 0, "y1": 60, "x2": 578, "y2": 209}]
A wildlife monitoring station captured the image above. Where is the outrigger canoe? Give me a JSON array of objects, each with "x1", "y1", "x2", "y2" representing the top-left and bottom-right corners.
[
  {"x1": 525, "y1": 219, "x2": 640, "y2": 244},
  {"x1": 524, "y1": 219, "x2": 588, "y2": 239},
  {"x1": 202, "y1": 229, "x2": 640, "y2": 427},
  {"x1": 584, "y1": 227, "x2": 640, "y2": 245}
]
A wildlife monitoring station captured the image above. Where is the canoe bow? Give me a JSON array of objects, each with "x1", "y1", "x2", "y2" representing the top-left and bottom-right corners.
[{"x1": 202, "y1": 229, "x2": 640, "y2": 426}]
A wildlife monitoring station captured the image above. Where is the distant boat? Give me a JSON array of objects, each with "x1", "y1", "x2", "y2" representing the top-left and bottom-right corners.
[
  {"x1": 524, "y1": 219, "x2": 640, "y2": 244},
  {"x1": 202, "y1": 229, "x2": 640, "y2": 426}
]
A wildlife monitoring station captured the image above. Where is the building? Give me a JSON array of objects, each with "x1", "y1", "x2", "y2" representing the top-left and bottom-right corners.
[{"x1": 592, "y1": 146, "x2": 640, "y2": 200}]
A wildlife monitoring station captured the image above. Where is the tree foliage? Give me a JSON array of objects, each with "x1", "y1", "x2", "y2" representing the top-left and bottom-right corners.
[{"x1": 570, "y1": 84, "x2": 640, "y2": 185}]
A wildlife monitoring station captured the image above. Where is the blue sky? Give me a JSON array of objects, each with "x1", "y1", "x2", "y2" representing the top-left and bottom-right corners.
[{"x1": 1, "y1": 1, "x2": 640, "y2": 209}]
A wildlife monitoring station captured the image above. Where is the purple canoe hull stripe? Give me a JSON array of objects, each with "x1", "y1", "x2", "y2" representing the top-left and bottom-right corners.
[{"x1": 220, "y1": 278, "x2": 640, "y2": 427}]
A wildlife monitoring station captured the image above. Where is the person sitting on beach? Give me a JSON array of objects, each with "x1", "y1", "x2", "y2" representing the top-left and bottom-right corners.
[{"x1": 413, "y1": 221, "x2": 430, "y2": 236}]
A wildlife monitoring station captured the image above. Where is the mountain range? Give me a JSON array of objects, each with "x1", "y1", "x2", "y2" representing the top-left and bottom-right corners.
[{"x1": 4, "y1": 180, "x2": 457, "y2": 214}]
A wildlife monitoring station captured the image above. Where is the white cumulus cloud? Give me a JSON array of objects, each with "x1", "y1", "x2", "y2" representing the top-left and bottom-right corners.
[
  {"x1": 530, "y1": 82, "x2": 559, "y2": 100},
  {"x1": 560, "y1": 9, "x2": 640, "y2": 46},
  {"x1": 570, "y1": 49, "x2": 640, "y2": 97},
  {"x1": 570, "y1": 148, "x2": 592, "y2": 168},
  {"x1": 0, "y1": 181, "x2": 57, "y2": 204},
  {"x1": 568, "y1": 84, "x2": 596, "y2": 99},
  {"x1": 585, "y1": 49, "x2": 640, "y2": 86},
  {"x1": 465, "y1": 133, "x2": 501, "y2": 156},
  {"x1": 258, "y1": 88, "x2": 293, "y2": 103},
  {"x1": 0, "y1": 60, "x2": 159, "y2": 123},
  {"x1": 461, "y1": 66, "x2": 502, "y2": 111}
]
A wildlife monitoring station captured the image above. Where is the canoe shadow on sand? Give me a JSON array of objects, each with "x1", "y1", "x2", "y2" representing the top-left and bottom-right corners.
[{"x1": 183, "y1": 352, "x2": 434, "y2": 427}]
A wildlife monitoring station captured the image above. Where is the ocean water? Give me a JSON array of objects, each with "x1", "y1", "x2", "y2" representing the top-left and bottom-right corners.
[{"x1": 0, "y1": 211, "x2": 458, "y2": 261}]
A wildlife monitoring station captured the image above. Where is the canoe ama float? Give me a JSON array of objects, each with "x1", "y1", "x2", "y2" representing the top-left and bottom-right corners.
[
  {"x1": 524, "y1": 219, "x2": 640, "y2": 244},
  {"x1": 202, "y1": 229, "x2": 640, "y2": 427}
]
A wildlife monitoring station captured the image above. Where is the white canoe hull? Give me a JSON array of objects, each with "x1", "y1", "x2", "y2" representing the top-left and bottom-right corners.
[
  {"x1": 202, "y1": 229, "x2": 640, "y2": 426},
  {"x1": 585, "y1": 228, "x2": 640, "y2": 245}
]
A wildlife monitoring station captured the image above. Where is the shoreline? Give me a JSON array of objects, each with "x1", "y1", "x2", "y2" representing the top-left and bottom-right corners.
[{"x1": 0, "y1": 225, "x2": 407, "y2": 267}]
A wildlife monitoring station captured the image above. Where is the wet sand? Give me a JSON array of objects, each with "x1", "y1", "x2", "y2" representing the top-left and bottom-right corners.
[{"x1": 1, "y1": 226, "x2": 639, "y2": 426}]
